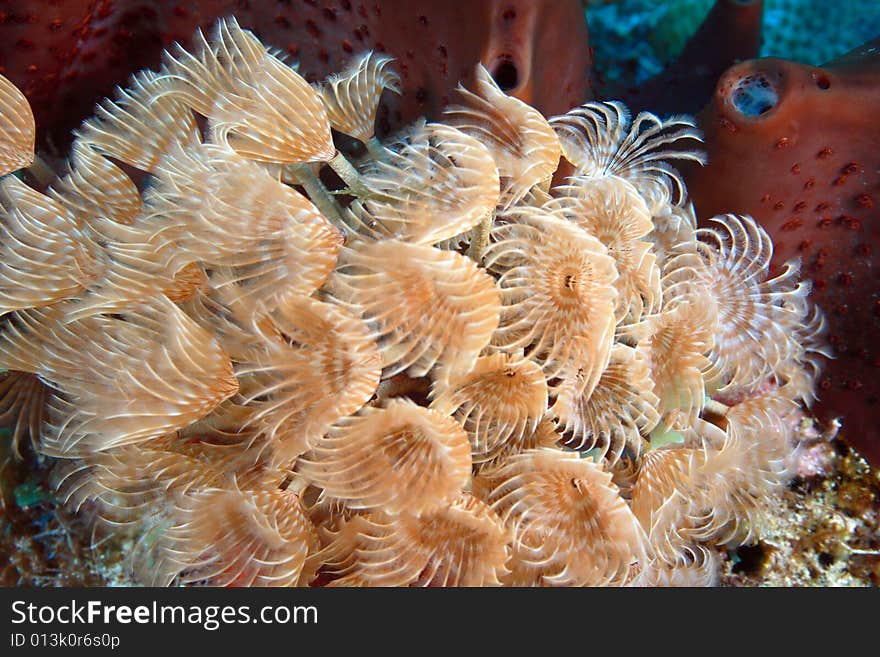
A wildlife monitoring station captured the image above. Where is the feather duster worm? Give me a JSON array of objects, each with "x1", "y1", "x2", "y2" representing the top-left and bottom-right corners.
[
  {"x1": 445, "y1": 64, "x2": 561, "y2": 208},
  {"x1": 550, "y1": 101, "x2": 706, "y2": 210},
  {"x1": 344, "y1": 122, "x2": 500, "y2": 244},
  {"x1": 638, "y1": 283, "x2": 717, "y2": 428},
  {"x1": 485, "y1": 449, "x2": 645, "y2": 586},
  {"x1": 630, "y1": 412, "x2": 794, "y2": 561},
  {"x1": 0, "y1": 26, "x2": 832, "y2": 588},
  {"x1": 547, "y1": 176, "x2": 661, "y2": 327},
  {"x1": 0, "y1": 297, "x2": 238, "y2": 456},
  {"x1": 235, "y1": 295, "x2": 381, "y2": 465},
  {"x1": 484, "y1": 209, "x2": 618, "y2": 387},
  {"x1": 76, "y1": 70, "x2": 200, "y2": 174},
  {"x1": 48, "y1": 142, "x2": 142, "y2": 226},
  {"x1": 53, "y1": 437, "x2": 251, "y2": 536},
  {"x1": 429, "y1": 353, "x2": 548, "y2": 464},
  {"x1": 648, "y1": 201, "x2": 698, "y2": 275},
  {"x1": 0, "y1": 72, "x2": 34, "y2": 177},
  {"x1": 318, "y1": 51, "x2": 401, "y2": 144},
  {"x1": 319, "y1": 494, "x2": 510, "y2": 587},
  {"x1": 144, "y1": 143, "x2": 342, "y2": 313},
  {"x1": 689, "y1": 213, "x2": 811, "y2": 394},
  {"x1": 139, "y1": 485, "x2": 320, "y2": 587},
  {"x1": 0, "y1": 177, "x2": 97, "y2": 314},
  {"x1": 331, "y1": 239, "x2": 500, "y2": 377},
  {"x1": 161, "y1": 18, "x2": 334, "y2": 164},
  {"x1": 630, "y1": 496, "x2": 721, "y2": 588},
  {"x1": 552, "y1": 343, "x2": 660, "y2": 463},
  {"x1": 775, "y1": 306, "x2": 832, "y2": 407},
  {"x1": 296, "y1": 399, "x2": 471, "y2": 514}
]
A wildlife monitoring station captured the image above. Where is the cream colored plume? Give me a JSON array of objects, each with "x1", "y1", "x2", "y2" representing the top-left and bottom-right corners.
[
  {"x1": 629, "y1": 483, "x2": 722, "y2": 587},
  {"x1": 775, "y1": 305, "x2": 831, "y2": 407},
  {"x1": 331, "y1": 239, "x2": 501, "y2": 377},
  {"x1": 549, "y1": 176, "x2": 661, "y2": 326},
  {"x1": 552, "y1": 343, "x2": 660, "y2": 463},
  {"x1": 691, "y1": 214, "x2": 811, "y2": 394},
  {"x1": 62, "y1": 214, "x2": 198, "y2": 322},
  {"x1": 445, "y1": 64, "x2": 560, "y2": 207},
  {"x1": 49, "y1": 143, "x2": 142, "y2": 226},
  {"x1": 318, "y1": 51, "x2": 401, "y2": 142},
  {"x1": 162, "y1": 17, "x2": 334, "y2": 163},
  {"x1": 179, "y1": 286, "x2": 266, "y2": 363},
  {"x1": 630, "y1": 446, "x2": 702, "y2": 543},
  {"x1": 235, "y1": 295, "x2": 382, "y2": 465},
  {"x1": 145, "y1": 143, "x2": 341, "y2": 313},
  {"x1": 638, "y1": 284, "x2": 716, "y2": 427},
  {"x1": 648, "y1": 200, "x2": 697, "y2": 275},
  {"x1": 297, "y1": 399, "x2": 472, "y2": 514},
  {"x1": 54, "y1": 440, "x2": 236, "y2": 532},
  {"x1": 139, "y1": 485, "x2": 320, "y2": 586},
  {"x1": 321, "y1": 495, "x2": 510, "y2": 586},
  {"x1": 0, "y1": 177, "x2": 98, "y2": 315},
  {"x1": 429, "y1": 352, "x2": 548, "y2": 464},
  {"x1": 0, "y1": 296, "x2": 238, "y2": 457},
  {"x1": 0, "y1": 73, "x2": 35, "y2": 176},
  {"x1": 632, "y1": 413, "x2": 793, "y2": 559},
  {"x1": 484, "y1": 208, "x2": 618, "y2": 386},
  {"x1": 347, "y1": 121, "x2": 499, "y2": 244},
  {"x1": 76, "y1": 70, "x2": 200, "y2": 173},
  {"x1": 550, "y1": 101, "x2": 705, "y2": 211},
  {"x1": 486, "y1": 449, "x2": 646, "y2": 586}
]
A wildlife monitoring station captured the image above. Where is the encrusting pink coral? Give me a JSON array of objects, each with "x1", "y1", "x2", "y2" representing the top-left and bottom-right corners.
[{"x1": 0, "y1": 19, "x2": 831, "y2": 587}]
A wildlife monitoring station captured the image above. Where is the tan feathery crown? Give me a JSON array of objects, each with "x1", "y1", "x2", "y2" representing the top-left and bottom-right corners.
[{"x1": 0, "y1": 21, "x2": 830, "y2": 587}]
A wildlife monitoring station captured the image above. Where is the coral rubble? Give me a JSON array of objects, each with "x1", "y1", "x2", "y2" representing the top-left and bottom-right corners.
[
  {"x1": 721, "y1": 437, "x2": 880, "y2": 586},
  {"x1": 0, "y1": 19, "x2": 832, "y2": 586}
]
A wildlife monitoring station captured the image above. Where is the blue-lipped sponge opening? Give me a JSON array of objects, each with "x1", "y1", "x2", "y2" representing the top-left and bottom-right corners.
[{"x1": 731, "y1": 73, "x2": 779, "y2": 116}]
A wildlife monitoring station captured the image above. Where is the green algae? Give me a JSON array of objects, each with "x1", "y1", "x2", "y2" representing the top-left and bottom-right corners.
[
  {"x1": 13, "y1": 477, "x2": 52, "y2": 509},
  {"x1": 649, "y1": 423, "x2": 686, "y2": 449}
]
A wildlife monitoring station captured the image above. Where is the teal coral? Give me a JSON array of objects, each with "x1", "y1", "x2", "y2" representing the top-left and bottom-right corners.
[
  {"x1": 762, "y1": 0, "x2": 880, "y2": 64},
  {"x1": 587, "y1": 0, "x2": 880, "y2": 86}
]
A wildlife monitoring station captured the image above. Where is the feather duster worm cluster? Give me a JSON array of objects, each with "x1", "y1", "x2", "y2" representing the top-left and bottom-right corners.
[{"x1": 0, "y1": 19, "x2": 829, "y2": 587}]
